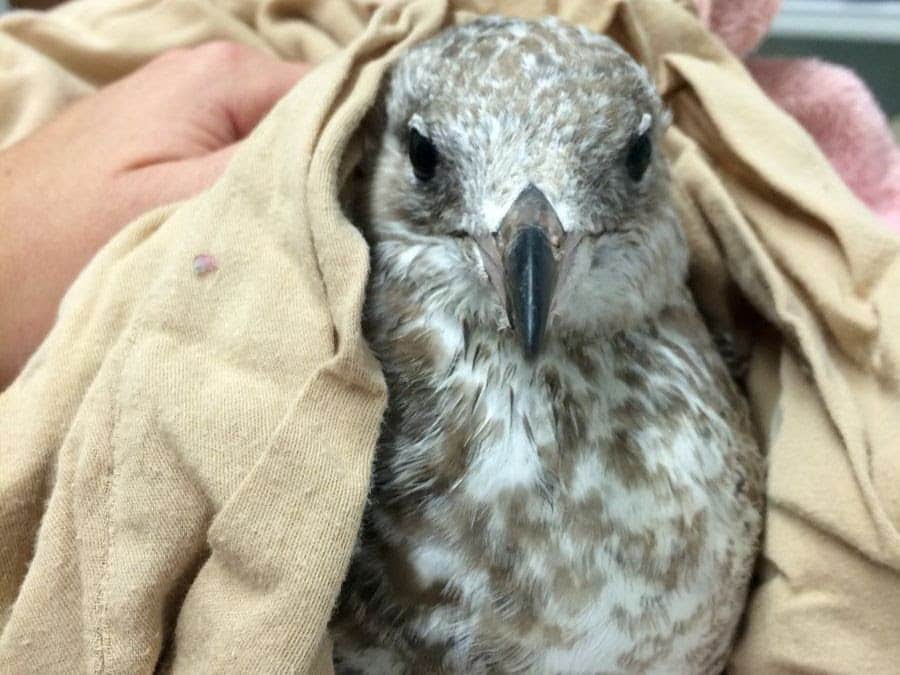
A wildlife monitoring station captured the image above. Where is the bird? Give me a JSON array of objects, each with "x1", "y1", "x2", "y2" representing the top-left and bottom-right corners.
[{"x1": 332, "y1": 15, "x2": 764, "y2": 675}]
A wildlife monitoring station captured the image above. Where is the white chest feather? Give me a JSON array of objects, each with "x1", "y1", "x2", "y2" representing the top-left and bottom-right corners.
[
  {"x1": 336, "y1": 303, "x2": 762, "y2": 675},
  {"x1": 356, "y1": 307, "x2": 761, "y2": 674}
]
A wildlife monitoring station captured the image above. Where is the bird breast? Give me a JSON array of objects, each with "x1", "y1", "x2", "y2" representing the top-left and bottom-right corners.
[{"x1": 358, "y1": 294, "x2": 763, "y2": 672}]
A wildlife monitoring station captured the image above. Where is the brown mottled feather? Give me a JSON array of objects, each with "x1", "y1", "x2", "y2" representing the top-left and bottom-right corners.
[{"x1": 332, "y1": 16, "x2": 763, "y2": 675}]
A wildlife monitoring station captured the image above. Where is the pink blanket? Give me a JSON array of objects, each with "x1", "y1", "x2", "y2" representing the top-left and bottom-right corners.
[{"x1": 696, "y1": 0, "x2": 900, "y2": 230}]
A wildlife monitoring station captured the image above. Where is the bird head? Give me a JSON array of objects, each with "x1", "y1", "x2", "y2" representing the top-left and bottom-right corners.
[{"x1": 353, "y1": 16, "x2": 688, "y2": 360}]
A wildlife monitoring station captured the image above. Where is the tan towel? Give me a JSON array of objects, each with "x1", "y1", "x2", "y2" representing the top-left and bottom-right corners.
[{"x1": 1, "y1": 0, "x2": 898, "y2": 672}]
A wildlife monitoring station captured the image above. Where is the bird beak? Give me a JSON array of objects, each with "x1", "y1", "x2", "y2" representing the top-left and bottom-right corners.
[{"x1": 498, "y1": 185, "x2": 564, "y2": 359}]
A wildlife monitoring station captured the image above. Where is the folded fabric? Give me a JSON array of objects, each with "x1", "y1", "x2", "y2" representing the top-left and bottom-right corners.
[
  {"x1": 2, "y1": 0, "x2": 899, "y2": 672},
  {"x1": 748, "y1": 55, "x2": 900, "y2": 231},
  {"x1": 693, "y1": 0, "x2": 900, "y2": 230}
]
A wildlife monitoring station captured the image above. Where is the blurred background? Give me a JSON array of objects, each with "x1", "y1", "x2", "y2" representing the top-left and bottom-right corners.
[
  {"x1": 762, "y1": 0, "x2": 899, "y2": 125},
  {"x1": 2, "y1": 0, "x2": 898, "y2": 130}
]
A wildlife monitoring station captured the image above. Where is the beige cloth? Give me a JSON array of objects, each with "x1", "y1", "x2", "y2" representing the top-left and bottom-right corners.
[{"x1": 1, "y1": 0, "x2": 899, "y2": 672}]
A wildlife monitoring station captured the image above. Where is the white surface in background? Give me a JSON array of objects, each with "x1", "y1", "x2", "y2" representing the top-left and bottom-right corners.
[{"x1": 773, "y1": 1, "x2": 900, "y2": 41}]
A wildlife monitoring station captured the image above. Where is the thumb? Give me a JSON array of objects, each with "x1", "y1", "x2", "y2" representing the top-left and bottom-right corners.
[{"x1": 123, "y1": 143, "x2": 239, "y2": 213}]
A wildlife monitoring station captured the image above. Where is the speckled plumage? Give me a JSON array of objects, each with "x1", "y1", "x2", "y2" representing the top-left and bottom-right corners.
[{"x1": 333, "y1": 16, "x2": 764, "y2": 674}]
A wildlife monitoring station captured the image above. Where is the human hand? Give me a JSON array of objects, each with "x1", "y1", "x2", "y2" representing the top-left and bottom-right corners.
[{"x1": 0, "y1": 42, "x2": 308, "y2": 389}]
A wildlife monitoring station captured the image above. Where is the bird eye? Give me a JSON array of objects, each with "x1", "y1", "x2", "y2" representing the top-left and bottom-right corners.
[
  {"x1": 409, "y1": 127, "x2": 439, "y2": 182},
  {"x1": 625, "y1": 131, "x2": 652, "y2": 182}
]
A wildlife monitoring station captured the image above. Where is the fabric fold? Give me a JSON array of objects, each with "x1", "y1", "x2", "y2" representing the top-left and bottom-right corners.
[{"x1": 2, "y1": 0, "x2": 899, "y2": 672}]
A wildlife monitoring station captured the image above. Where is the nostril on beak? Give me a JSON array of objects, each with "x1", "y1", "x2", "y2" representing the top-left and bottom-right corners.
[{"x1": 497, "y1": 184, "x2": 565, "y2": 252}]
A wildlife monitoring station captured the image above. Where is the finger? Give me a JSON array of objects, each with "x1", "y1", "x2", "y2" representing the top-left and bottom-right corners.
[
  {"x1": 122, "y1": 143, "x2": 239, "y2": 212},
  {"x1": 195, "y1": 42, "x2": 310, "y2": 138}
]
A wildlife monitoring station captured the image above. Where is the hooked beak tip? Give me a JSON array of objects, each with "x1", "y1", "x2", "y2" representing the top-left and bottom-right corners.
[{"x1": 505, "y1": 226, "x2": 557, "y2": 359}]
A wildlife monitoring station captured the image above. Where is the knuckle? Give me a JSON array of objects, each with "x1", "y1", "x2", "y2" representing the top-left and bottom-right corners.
[{"x1": 192, "y1": 41, "x2": 248, "y2": 68}]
